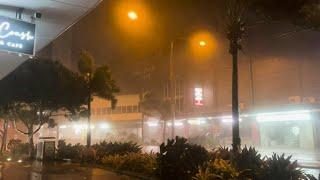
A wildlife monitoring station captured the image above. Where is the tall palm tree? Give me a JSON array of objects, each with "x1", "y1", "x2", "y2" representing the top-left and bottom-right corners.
[{"x1": 225, "y1": 0, "x2": 247, "y2": 152}]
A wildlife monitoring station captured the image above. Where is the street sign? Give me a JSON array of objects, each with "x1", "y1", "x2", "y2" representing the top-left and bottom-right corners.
[{"x1": 0, "y1": 16, "x2": 36, "y2": 55}]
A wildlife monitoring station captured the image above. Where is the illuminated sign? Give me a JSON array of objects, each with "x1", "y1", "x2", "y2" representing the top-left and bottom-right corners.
[
  {"x1": 0, "y1": 16, "x2": 35, "y2": 55},
  {"x1": 194, "y1": 87, "x2": 203, "y2": 106}
]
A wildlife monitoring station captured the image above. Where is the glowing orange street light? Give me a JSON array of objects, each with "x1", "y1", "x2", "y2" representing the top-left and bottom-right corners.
[
  {"x1": 128, "y1": 11, "x2": 138, "y2": 20},
  {"x1": 199, "y1": 40, "x2": 207, "y2": 47}
]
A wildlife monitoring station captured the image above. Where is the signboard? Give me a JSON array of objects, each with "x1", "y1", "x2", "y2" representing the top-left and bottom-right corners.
[
  {"x1": 194, "y1": 87, "x2": 204, "y2": 106},
  {"x1": 0, "y1": 16, "x2": 35, "y2": 55}
]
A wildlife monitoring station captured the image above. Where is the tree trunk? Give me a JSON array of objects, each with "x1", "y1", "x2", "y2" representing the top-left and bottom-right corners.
[
  {"x1": 141, "y1": 114, "x2": 144, "y2": 144},
  {"x1": 28, "y1": 133, "x2": 34, "y2": 159},
  {"x1": 231, "y1": 41, "x2": 241, "y2": 152},
  {"x1": 87, "y1": 99, "x2": 91, "y2": 148},
  {"x1": 0, "y1": 119, "x2": 8, "y2": 154},
  {"x1": 86, "y1": 75, "x2": 92, "y2": 148}
]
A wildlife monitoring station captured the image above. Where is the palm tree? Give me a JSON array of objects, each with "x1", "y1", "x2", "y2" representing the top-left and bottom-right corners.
[
  {"x1": 225, "y1": 0, "x2": 247, "y2": 152},
  {"x1": 78, "y1": 50, "x2": 119, "y2": 147}
]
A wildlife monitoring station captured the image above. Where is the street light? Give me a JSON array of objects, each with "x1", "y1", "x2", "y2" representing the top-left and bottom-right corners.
[
  {"x1": 169, "y1": 37, "x2": 208, "y2": 139},
  {"x1": 199, "y1": 40, "x2": 207, "y2": 47},
  {"x1": 128, "y1": 11, "x2": 138, "y2": 21}
]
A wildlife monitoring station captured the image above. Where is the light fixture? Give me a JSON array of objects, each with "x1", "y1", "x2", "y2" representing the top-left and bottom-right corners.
[
  {"x1": 147, "y1": 122, "x2": 158, "y2": 127},
  {"x1": 221, "y1": 116, "x2": 243, "y2": 123},
  {"x1": 256, "y1": 110, "x2": 311, "y2": 122},
  {"x1": 128, "y1": 11, "x2": 138, "y2": 20},
  {"x1": 188, "y1": 118, "x2": 206, "y2": 125},
  {"x1": 167, "y1": 122, "x2": 184, "y2": 127}
]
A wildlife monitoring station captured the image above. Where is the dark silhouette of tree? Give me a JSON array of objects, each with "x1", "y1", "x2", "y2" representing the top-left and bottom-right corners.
[
  {"x1": 77, "y1": 50, "x2": 119, "y2": 147},
  {"x1": 224, "y1": 0, "x2": 248, "y2": 152},
  {"x1": 0, "y1": 59, "x2": 88, "y2": 158}
]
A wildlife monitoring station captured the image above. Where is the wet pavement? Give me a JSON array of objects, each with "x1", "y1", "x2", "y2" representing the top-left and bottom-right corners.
[{"x1": 0, "y1": 161, "x2": 134, "y2": 180}]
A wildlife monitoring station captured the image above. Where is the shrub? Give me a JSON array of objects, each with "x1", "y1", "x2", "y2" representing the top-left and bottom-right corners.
[
  {"x1": 102, "y1": 153, "x2": 157, "y2": 175},
  {"x1": 93, "y1": 141, "x2": 142, "y2": 161},
  {"x1": 157, "y1": 136, "x2": 210, "y2": 180},
  {"x1": 194, "y1": 159, "x2": 240, "y2": 180},
  {"x1": 261, "y1": 153, "x2": 314, "y2": 180},
  {"x1": 233, "y1": 146, "x2": 263, "y2": 179},
  {"x1": 81, "y1": 147, "x2": 96, "y2": 163},
  {"x1": 56, "y1": 140, "x2": 84, "y2": 162},
  {"x1": 7, "y1": 139, "x2": 29, "y2": 157},
  {"x1": 211, "y1": 147, "x2": 233, "y2": 161}
]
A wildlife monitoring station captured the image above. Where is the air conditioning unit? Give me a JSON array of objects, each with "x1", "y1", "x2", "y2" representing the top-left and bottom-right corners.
[
  {"x1": 288, "y1": 96, "x2": 301, "y2": 104},
  {"x1": 303, "y1": 97, "x2": 316, "y2": 104}
]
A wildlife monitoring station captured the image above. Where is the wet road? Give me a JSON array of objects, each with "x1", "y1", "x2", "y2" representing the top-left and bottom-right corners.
[{"x1": 0, "y1": 161, "x2": 134, "y2": 180}]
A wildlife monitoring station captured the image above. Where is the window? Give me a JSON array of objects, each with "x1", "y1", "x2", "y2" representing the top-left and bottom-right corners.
[
  {"x1": 113, "y1": 106, "x2": 121, "y2": 114},
  {"x1": 132, "y1": 105, "x2": 138, "y2": 113},
  {"x1": 102, "y1": 108, "x2": 107, "y2": 114},
  {"x1": 127, "y1": 106, "x2": 133, "y2": 113}
]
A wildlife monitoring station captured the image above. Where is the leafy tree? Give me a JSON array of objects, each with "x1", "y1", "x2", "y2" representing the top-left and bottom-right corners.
[
  {"x1": 77, "y1": 50, "x2": 119, "y2": 147},
  {"x1": 139, "y1": 91, "x2": 170, "y2": 143},
  {"x1": 0, "y1": 58, "x2": 88, "y2": 158}
]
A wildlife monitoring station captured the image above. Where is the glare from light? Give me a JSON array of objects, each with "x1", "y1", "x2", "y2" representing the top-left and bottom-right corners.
[
  {"x1": 188, "y1": 119, "x2": 206, "y2": 125},
  {"x1": 221, "y1": 116, "x2": 243, "y2": 123},
  {"x1": 99, "y1": 123, "x2": 110, "y2": 129},
  {"x1": 17, "y1": 159, "x2": 22, "y2": 163},
  {"x1": 59, "y1": 125, "x2": 67, "y2": 129},
  {"x1": 256, "y1": 110, "x2": 311, "y2": 122},
  {"x1": 6, "y1": 157, "x2": 11, "y2": 161},
  {"x1": 128, "y1": 11, "x2": 138, "y2": 20},
  {"x1": 147, "y1": 122, "x2": 158, "y2": 127},
  {"x1": 167, "y1": 122, "x2": 184, "y2": 127},
  {"x1": 199, "y1": 40, "x2": 206, "y2": 47}
]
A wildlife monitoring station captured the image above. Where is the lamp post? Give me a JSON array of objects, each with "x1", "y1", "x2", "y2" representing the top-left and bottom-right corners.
[{"x1": 169, "y1": 38, "x2": 207, "y2": 139}]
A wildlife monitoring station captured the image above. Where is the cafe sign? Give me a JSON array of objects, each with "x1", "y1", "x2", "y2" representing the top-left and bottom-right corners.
[{"x1": 0, "y1": 16, "x2": 35, "y2": 55}]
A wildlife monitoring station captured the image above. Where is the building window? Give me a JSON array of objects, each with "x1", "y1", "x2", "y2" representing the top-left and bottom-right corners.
[
  {"x1": 121, "y1": 106, "x2": 127, "y2": 113},
  {"x1": 127, "y1": 106, "x2": 133, "y2": 113},
  {"x1": 113, "y1": 106, "x2": 122, "y2": 114},
  {"x1": 102, "y1": 108, "x2": 107, "y2": 114},
  {"x1": 132, "y1": 105, "x2": 138, "y2": 113},
  {"x1": 107, "y1": 107, "x2": 112, "y2": 114}
]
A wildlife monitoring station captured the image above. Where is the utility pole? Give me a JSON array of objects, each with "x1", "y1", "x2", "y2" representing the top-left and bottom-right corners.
[{"x1": 169, "y1": 41, "x2": 176, "y2": 139}]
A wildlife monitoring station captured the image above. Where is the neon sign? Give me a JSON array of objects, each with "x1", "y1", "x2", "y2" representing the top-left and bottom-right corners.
[
  {"x1": 194, "y1": 87, "x2": 204, "y2": 106},
  {"x1": 0, "y1": 16, "x2": 35, "y2": 55}
]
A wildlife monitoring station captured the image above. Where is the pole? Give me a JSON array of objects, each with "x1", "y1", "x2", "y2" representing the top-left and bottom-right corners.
[
  {"x1": 249, "y1": 56, "x2": 255, "y2": 106},
  {"x1": 169, "y1": 41, "x2": 176, "y2": 139}
]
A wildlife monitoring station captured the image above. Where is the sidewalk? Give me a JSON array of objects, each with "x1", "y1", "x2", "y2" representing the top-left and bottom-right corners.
[{"x1": 0, "y1": 161, "x2": 134, "y2": 180}]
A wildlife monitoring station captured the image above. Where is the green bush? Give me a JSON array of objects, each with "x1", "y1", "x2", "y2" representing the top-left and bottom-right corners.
[
  {"x1": 157, "y1": 136, "x2": 210, "y2": 180},
  {"x1": 211, "y1": 147, "x2": 233, "y2": 161},
  {"x1": 7, "y1": 139, "x2": 29, "y2": 157},
  {"x1": 102, "y1": 153, "x2": 157, "y2": 175},
  {"x1": 81, "y1": 147, "x2": 96, "y2": 163},
  {"x1": 56, "y1": 140, "x2": 84, "y2": 162},
  {"x1": 194, "y1": 159, "x2": 240, "y2": 180},
  {"x1": 233, "y1": 146, "x2": 264, "y2": 179},
  {"x1": 93, "y1": 141, "x2": 142, "y2": 161},
  {"x1": 261, "y1": 153, "x2": 315, "y2": 180}
]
